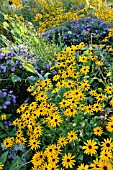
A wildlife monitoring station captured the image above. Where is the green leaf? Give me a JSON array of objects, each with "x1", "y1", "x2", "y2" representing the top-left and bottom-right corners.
[
  {"x1": 11, "y1": 75, "x2": 21, "y2": 82},
  {"x1": 0, "y1": 134, "x2": 8, "y2": 139},
  {"x1": 6, "y1": 114, "x2": 12, "y2": 119},
  {"x1": 37, "y1": 73, "x2": 44, "y2": 80},
  {"x1": 1, "y1": 49, "x2": 10, "y2": 53},
  {"x1": 22, "y1": 62, "x2": 38, "y2": 74},
  {"x1": 44, "y1": 72, "x2": 51, "y2": 79},
  {"x1": 0, "y1": 122, "x2": 4, "y2": 129},
  {"x1": 13, "y1": 56, "x2": 25, "y2": 62},
  {"x1": 0, "y1": 151, "x2": 8, "y2": 164},
  {"x1": 9, "y1": 127, "x2": 16, "y2": 136},
  {"x1": 27, "y1": 76, "x2": 38, "y2": 84},
  {"x1": 10, "y1": 156, "x2": 20, "y2": 170}
]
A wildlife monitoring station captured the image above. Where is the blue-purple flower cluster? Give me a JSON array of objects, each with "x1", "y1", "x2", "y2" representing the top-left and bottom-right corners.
[
  {"x1": 0, "y1": 89, "x2": 16, "y2": 110},
  {"x1": 42, "y1": 17, "x2": 113, "y2": 46}
]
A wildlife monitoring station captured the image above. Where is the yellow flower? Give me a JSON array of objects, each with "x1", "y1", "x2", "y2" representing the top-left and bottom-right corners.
[
  {"x1": 106, "y1": 121, "x2": 113, "y2": 133},
  {"x1": 34, "y1": 13, "x2": 42, "y2": 21},
  {"x1": 1, "y1": 114, "x2": 6, "y2": 120},
  {"x1": 90, "y1": 55, "x2": 98, "y2": 61},
  {"x1": 93, "y1": 103, "x2": 102, "y2": 112},
  {"x1": 104, "y1": 86, "x2": 113, "y2": 94},
  {"x1": 28, "y1": 138, "x2": 41, "y2": 150},
  {"x1": 0, "y1": 162, "x2": 4, "y2": 170},
  {"x1": 101, "y1": 138, "x2": 113, "y2": 151},
  {"x1": 85, "y1": 50, "x2": 92, "y2": 55},
  {"x1": 85, "y1": 105, "x2": 94, "y2": 114},
  {"x1": 3, "y1": 137, "x2": 15, "y2": 149},
  {"x1": 47, "y1": 114, "x2": 62, "y2": 128},
  {"x1": 79, "y1": 56, "x2": 88, "y2": 62},
  {"x1": 100, "y1": 150, "x2": 112, "y2": 161},
  {"x1": 44, "y1": 144, "x2": 56, "y2": 157},
  {"x1": 82, "y1": 139, "x2": 98, "y2": 156},
  {"x1": 62, "y1": 153, "x2": 76, "y2": 169},
  {"x1": 90, "y1": 158, "x2": 100, "y2": 169},
  {"x1": 93, "y1": 126, "x2": 103, "y2": 136},
  {"x1": 95, "y1": 94, "x2": 105, "y2": 102},
  {"x1": 80, "y1": 66, "x2": 90, "y2": 74},
  {"x1": 32, "y1": 151, "x2": 45, "y2": 167},
  {"x1": 57, "y1": 137, "x2": 68, "y2": 147},
  {"x1": 59, "y1": 99, "x2": 70, "y2": 108},
  {"x1": 67, "y1": 131, "x2": 77, "y2": 142},
  {"x1": 109, "y1": 99, "x2": 113, "y2": 106},
  {"x1": 98, "y1": 160, "x2": 113, "y2": 170},
  {"x1": 77, "y1": 163, "x2": 89, "y2": 170},
  {"x1": 90, "y1": 90, "x2": 97, "y2": 96},
  {"x1": 95, "y1": 60, "x2": 103, "y2": 66}
]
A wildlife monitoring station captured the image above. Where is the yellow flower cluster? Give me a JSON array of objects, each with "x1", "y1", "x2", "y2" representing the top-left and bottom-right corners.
[
  {"x1": 3, "y1": 43, "x2": 113, "y2": 169},
  {"x1": 95, "y1": 5, "x2": 113, "y2": 23},
  {"x1": 8, "y1": 0, "x2": 21, "y2": 5},
  {"x1": 34, "y1": 2, "x2": 85, "y2": 32}
]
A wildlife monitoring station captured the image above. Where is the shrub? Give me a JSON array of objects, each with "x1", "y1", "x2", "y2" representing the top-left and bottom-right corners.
[{"x1": 42, "y1": 17, "x2": 113, "y2": 46}]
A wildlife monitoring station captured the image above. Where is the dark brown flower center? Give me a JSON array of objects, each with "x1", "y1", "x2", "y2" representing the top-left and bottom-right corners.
[{"x1": 88, "y1": 145, "x2": 92, "y2": 149}]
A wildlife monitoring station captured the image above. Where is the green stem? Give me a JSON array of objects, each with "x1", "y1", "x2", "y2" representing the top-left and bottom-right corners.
[{"x1": 11, "y1": 161, "x2": 32, "y2": 170}]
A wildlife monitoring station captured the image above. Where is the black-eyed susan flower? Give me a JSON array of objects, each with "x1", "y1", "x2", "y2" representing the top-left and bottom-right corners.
[
  {"x1": 77, "y1": 163, "x2": 89, "y2": 170},
  {"x1": 98, "y1": 160, "x2": 113, "y2": 170},
  {"x1": 95, "y1": 60, "x2": 103, "y2": 66},
  {"x1": 67, "y1": 131, "x2": 77, "y2": 142},
  {"x1": 106, "y1": 121, "x2": 113, "y2": 133},
  {"x1": 93, "y1": 126, "x2": 103, "y2": 136},
  {"x1": 0, "y1": 162, "x2": 4, "y2": 170},
  {"x1": 32, "y1": 151, "x2": 45, "y2": 167},
  {"x1": 90, "y1": 158, "x2": 100, "y2": 169},
  {"x1": 90, "y1": 90, "x2": 97, "y2": 96},
  {"x1": 109, "y1": 98, "x2": 113, "y2": 106},
  {"x1": 28, "y1": 138, "x2": 41, "y2": 150},
  {"x1": 1, "y1": 114, "x2": 6, "y2": 120},
  {"x1": 48, "y1": 114, "x2": 62, "y2": 128},
  {"x1": 62, "y1": 153, "x2": 75, "y2": 169},
  {"x1": 57, "y1": 137, "x2": 68, "y2": 147},
  {"x1": 101, "y1": 138, "x2": 113, "y2": 151},
  {"x1": 85, "y1": 105, "x2": 94, "y2": 114},
  {"x1": 48, "y1": 163, "x2": 59, "y2": 170},
  {"x1": 79, "y1": 56, "x2": 88, "y2": 63},
  {"x1": 95, "y1": 93, "x2": 105, "y2": 102},
  {"x1": 59, "y1": 99, "x2": 70, "y2": 108},
  {"x1": 93, "y1": 103, "x2": 102, "y2": 112},
  {"x1": 80, "y1": 81, "x2": 90, "y2": 91},
  {"x1": 44, "y1": 144, "x2": 56, "y2": 157},
  {"x1": 80, "y1": 66, "x2": 90, "y2": 74},
  {"x1": 104, "y1": 86, "x2": 113, "y2": 94},
  {"x1": 90, "y1": 55, "x2": 98, "y2": 61},
  {"x1": 3, "y1": 137, "x2": 15, "y2": 149},
  {"x1": 82, "y1": 139, "x2": 98, "y2": 156},
  {"x1": 53, "y1": 74, "x2": 60, "y2": 81},
  {"x1": 48, "y1": 154, "x2": 59, "y2": 165},
  {"x1": 100, "y1": 150, "x2": 112, "y2": 161}
]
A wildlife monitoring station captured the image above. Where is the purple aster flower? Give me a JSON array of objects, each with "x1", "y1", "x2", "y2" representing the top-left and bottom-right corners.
[
  {"x1": 3, "y1": 121, "x2": 7, "y2": 125},
  {"x1": 1, "y1": 65, "x2": 7, "y2": 72},
  {"x1": 8, "y1": 121, "x2": 12, "y2": 126},
  {"x1": 5, "y1": 125, "x2": 9, "y2": 129},
  {"x1": 13, "y1": 99, "x2": 16, "y2": 104},
  {"x1": 2, "y1": 105, "x2": 7, "y2": 109},
  {"x1": 35, "y1": 66, "x2": 41, "y2": 71},
  {"x1": 2, "y1": 92, "x2": 7, "y2": 97},
  {"x1": 5, "y1": 100, "x2": 11, "y2": 106},
  {"x1": 11, "y1": 67, "x2": 15, "y2": 71},
  {"x1": 19, "y1": 64, "x2": 22, "y2": 68}
]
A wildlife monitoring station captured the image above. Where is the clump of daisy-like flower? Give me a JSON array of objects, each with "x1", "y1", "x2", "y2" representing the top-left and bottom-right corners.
[{"x1": 2, "y1": 42, "x2": 113, "y2": 169}]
